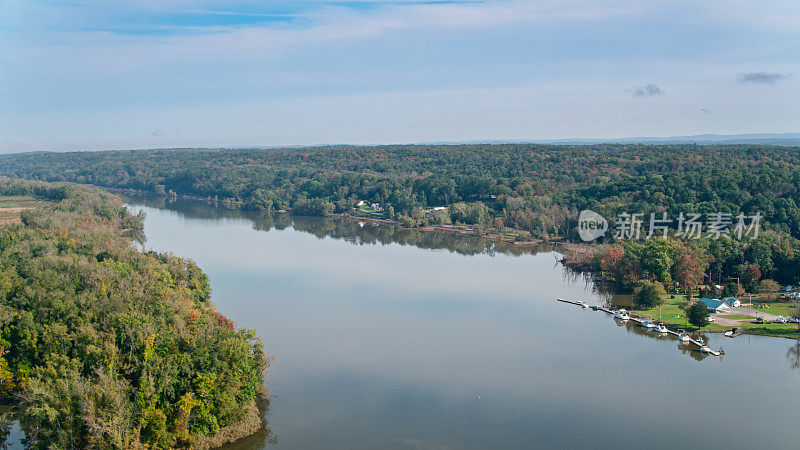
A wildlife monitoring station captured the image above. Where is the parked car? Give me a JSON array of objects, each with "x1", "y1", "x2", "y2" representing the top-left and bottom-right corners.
[
  {"x1": 707, "y1": 316, "x2": 715, "y2": 323},
  {"x1": 789, "y1": 317, "x2": 799, "y2": 323},
  {"x1": 756, "y1": 316, "x2": 765, "y2": 324},
  {"x1": 774, "y1": 316, "x2": 788, "y2": 324}
]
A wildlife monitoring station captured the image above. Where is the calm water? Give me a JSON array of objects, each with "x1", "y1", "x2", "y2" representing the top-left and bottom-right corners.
[{"x1": 42, "y1": 197, "x2": 800, "y2": 449}]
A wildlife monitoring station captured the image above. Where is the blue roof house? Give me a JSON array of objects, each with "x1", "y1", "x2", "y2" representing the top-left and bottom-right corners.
[{"x1": 700, "y1": 298, "x2": 731, "y2": 313}]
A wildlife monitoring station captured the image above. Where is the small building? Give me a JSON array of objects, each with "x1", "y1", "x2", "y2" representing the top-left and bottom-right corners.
[
  {"x1": 783, "y1": 285, "x2": 795, "y2": 292},
  {"x1": 357, "y1": 200, "x2": 367, "y2": 207},
  {"x1": 722, "y1": 297, "x2": 741, "y2": 308},
  {"x1": 700, "y1": 298, "x2": 731, "y2": 313}
]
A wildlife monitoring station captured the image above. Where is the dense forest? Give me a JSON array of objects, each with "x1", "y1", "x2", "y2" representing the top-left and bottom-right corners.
[
  {"x1": 1, "y1": 144, "x2": 799, "y2": 287},
  {"x1": 0, "y1": 178, "x2": 267, "y2": 448},
  {"x1": 1, "y1": 145, "x2": 800, "y2": 239}
]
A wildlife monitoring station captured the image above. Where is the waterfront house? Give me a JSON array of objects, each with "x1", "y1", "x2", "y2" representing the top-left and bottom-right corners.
[
  {"x1": 700, "y1": 298, "x2": 731, "y2": 313},
  {"x1": 722, "y1": 297, "x2": 741, "y2": 308}
]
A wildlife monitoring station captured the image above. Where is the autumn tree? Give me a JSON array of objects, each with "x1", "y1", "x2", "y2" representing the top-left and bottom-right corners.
[
  {"x1": 673, "y1": 243, "x2": 708, "y2": 294},
  {"x1": 738, "y1": 264, "x2": 762, "y2": 293}
]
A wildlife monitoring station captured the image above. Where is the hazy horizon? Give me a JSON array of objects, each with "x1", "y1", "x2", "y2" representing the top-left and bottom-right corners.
[{"x1": 2, "y1": 1, "x2": 799, "y2": 152}]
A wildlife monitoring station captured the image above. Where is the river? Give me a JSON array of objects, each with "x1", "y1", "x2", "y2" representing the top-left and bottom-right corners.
[{"x1": 8, "y1": 196, "x2": 795, "y2": 449}]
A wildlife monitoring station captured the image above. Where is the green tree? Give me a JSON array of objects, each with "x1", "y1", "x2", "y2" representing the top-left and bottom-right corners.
[
  {"x1": 722, "y1": 282, "x2": 740, "y2": 297},
  {"x1": 687, "y1": 301, "x2": 710, "y2": 328},
  {"x1": 757, "y1": 279, "x2": 781, "y2": 299},
  {"x1": 633, "y1": 281, "x2": 666, "y2": 308}
]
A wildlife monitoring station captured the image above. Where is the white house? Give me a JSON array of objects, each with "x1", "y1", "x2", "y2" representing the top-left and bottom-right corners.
[{"x1": 722, "y1": 297, "x2": 741, "y2": 308}]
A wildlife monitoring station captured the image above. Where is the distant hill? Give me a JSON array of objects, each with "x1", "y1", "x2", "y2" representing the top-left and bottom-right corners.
[{"x1": 517, "y1": 133, "x2": 800, "y2": 146}]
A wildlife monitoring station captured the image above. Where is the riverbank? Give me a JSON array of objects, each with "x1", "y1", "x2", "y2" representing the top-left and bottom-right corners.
[
  {"x1": 109, "y1": 187, "x2": 569, "y2": 248},
  {"x1": 630, "y1": 295, "x2": 800, "y2": 339},
  {"x1": 196, "y1": 387, "x2": 270, "y2": 449}
]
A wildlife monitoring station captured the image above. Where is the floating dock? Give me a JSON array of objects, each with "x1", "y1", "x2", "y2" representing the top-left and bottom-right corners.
[{"x1": 558, "y1": 298, "x2": 723, "y2": 356}]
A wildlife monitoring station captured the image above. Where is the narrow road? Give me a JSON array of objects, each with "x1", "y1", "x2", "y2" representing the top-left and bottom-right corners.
[
  {"x1": 728, "y1": 307, "x2": 781, "y2": 321},
  {"x1": 712, "y1": 315, "x2": 743, "y2": 327}
]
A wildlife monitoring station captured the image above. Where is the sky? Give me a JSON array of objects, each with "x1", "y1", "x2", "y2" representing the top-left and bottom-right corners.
[{"x1": 1, "y1": 0, "x2": 799, "y2": 152}]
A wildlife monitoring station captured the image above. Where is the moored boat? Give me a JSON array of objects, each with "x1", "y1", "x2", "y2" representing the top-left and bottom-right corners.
[
  {"x1": 724, "y1": 327, "x2": 742, "y2": 337},
  {"x1": 613, "y1": 308, "x2": 629, "y2": 320}
]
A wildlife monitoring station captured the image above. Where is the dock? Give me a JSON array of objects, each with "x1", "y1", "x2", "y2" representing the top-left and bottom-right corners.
[{"x1": 557, "y1": 298, "x2": 723, "y2": 356}]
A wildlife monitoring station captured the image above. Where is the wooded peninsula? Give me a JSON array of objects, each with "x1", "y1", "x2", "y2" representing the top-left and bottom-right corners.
[{"x1": 0, "y1": 178, "x2": 267, "y2": 448}]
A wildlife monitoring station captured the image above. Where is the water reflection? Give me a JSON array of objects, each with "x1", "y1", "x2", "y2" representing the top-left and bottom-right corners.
[
  {"x1": 122, "y1": 195, "x2": 800, "y2": 449},
  {"x1": 788, "y1": 340, "x2": 800, "y2": 371},
  {"x1": 123, "y1": 194, "x2": 550, "y2": 258},
  {"x1": 222, "y1": 398, "x2": 277, "y2": 449},
  {"x1": 0, "y1": 406, "x2": 12, "y2": 446},
  {"x1": 609, "y1": 316, "x2": 716, "y2": 361},
  {"x1": 0, "y1": 405, "x2": 23, "y2": 448}
]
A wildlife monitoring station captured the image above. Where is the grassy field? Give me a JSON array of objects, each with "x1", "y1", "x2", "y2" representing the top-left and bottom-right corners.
[
  {"x1": 0, "y1": 195, "x2": 48, "y2": 225},
  {"x1": 744, "y1": 323, "x2": 800, "y2": 337},
  {"x1": 745, "y1": 303, "x2": 798, "y2": 318},
  {"x1": 718, "y1": 314, "x2": 752, "y2": 320},
  {"x1": 630, "y1": 294, "x2": 800, "y2": 337},
  {"x1": 631, "y1": 295, "x2": 692, "y2": 328}
]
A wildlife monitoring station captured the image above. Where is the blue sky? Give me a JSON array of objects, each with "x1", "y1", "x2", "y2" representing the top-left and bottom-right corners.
[{"x1": 1, "y1": 0, "x2": 798, "y2": 151}]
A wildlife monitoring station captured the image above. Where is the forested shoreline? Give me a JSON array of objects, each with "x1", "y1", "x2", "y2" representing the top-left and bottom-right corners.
[
  {"x1": 1, "y1": 144, "x2": 799, "y2": 287},
  {"x1": 0, "y1": 178, "x2": 267, "y2": 448},
  {"x1": 2, "y1": 144, "x2": 800, "y2": 239}
]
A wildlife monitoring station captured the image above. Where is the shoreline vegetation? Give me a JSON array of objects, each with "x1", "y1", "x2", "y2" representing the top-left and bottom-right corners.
[
  {"x1": 4, "y1": 144, "x2": 800, "y2": 243},
  {"x1": 126, "y1": 189, "x2": 800, "y2": 342},
  {"x1": 0, "y1": 178, "x2": 269, "y2": 448},
  {"x1": 0, "y1": 144, "x2": 798, "y2": 343}
]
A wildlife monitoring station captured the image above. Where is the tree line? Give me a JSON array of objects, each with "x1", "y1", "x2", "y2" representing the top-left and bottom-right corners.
[{"x1": 1, "y1": 144, "x2": 799, "y2": 286}]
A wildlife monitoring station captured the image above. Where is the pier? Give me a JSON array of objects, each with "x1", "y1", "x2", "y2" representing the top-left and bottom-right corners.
[{"x1": 557, "y1": 298, "x2": 723, "y2": 356}]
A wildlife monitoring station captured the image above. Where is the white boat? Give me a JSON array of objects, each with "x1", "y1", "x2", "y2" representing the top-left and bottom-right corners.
[
  {"x1": 641, "y1": 320, "x2": 655, "y2": 329},
  {"x1": 613, "y1": 309, "x2": 629, "y2": 320},
  {"x1": 654, "y1": 323, "x2": 668, "y2": 333},
  {"x1": 580, "y1": 301, "x2": 589, "y2": 309},
  {"x1": 678, "y1": 332, "x2": 690, "y2": 342}
]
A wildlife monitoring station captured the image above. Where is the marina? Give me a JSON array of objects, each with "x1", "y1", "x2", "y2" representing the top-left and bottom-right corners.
[{"x1": 557, "y1": 298, "x2": 724, "y2": 356}]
